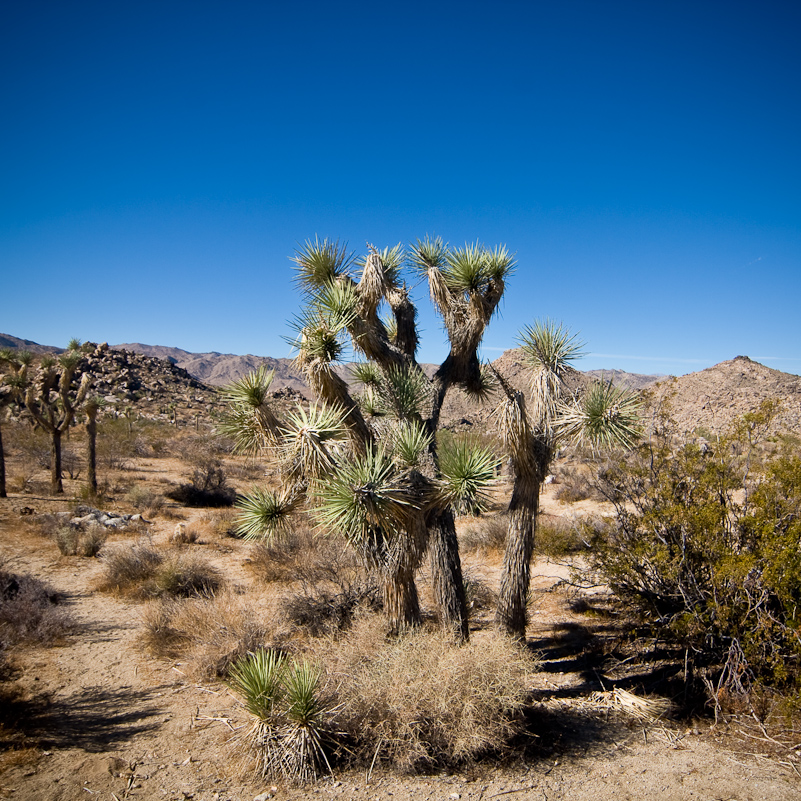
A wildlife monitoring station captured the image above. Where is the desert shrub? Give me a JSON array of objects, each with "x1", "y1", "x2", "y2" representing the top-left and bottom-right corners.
[
  {"x1": 324, "y1": 618, "x2": 534, "y2": 771},
  {"x1": 534, "y1": 516, "x2": 591, "y2": 557},
  {"x1": 101, "y1": 543, "x2": 221, "y2": 598},
  {"x1": 257, "y1": 527, "x2": 382, "y2": 636},
  {"x1": 463, "y1": 570, "x2": 496, "y2": 616},
  {"x1": 54, "y1": 525, "x2": 106, "y2": 557},
  {"x1": 552, "y1": 465, "x2": 592, "y2": 503},
  {"x1": 458, "y1": 514, "x2": 507, "y2": 553},
  {"x1": 165, "y1": 459, "x2": 236, "y2": 507},
  {"x1": 0, "y1": 565, "x2": 74, "y2": 646},
  {"x1": 589, "y1": 403, "x2": 801, "y2": 700},
  {"x1": 126, "y1": 485, "x2": 165, "y2": 513},
  {"x1": 170, "y1": 523, "x2": 199, "y2": 545},
  {"x1": 141, "y1": 591, "x2": 271, "y2": 677}
]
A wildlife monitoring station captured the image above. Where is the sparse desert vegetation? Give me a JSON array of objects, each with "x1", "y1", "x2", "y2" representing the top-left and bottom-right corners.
[{"x1": 1, "y1": 323, "x2": 801, "y2": 799}]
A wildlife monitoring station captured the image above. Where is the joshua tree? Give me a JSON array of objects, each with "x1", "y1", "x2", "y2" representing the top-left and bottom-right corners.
[
  {"x1": 224, "y1": 238, "x2": 511, "y2": 639},
  {"x1": 24, "y1": 347, "x2": 92, "y2": 494},
  {"x1": 493, "y1": 320, "x2": 642, "y2": 639},
  {"x1": 0, "y1": 349, "x2": 31, "y2": 498},
  {"x1": 84, "y1": 396, "x2": 105, "y2": 494}
]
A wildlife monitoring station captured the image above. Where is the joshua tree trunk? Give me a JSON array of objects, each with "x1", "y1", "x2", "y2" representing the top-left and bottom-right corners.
[
  {"x1": 50, "y1": 428, "x2": 63, "y2": 494},
  {"x1": 383, "y1": 563, "x2": 422, "y2": 635},
  {"x1": 496, "y1": 479, "x2": 539, "y2": 640},
  {"x1": 86, "y1": 411, "x2": 98, "y2": 494},
  {"x1": 429, "y1": 508, "x2": 470, "y2": 641}
]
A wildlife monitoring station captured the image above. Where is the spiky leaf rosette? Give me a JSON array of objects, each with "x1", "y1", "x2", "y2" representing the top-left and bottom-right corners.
[
  {"x1": 518, "y1": 319, "x2": 585, "y2": 423},
  {"x1": 221, "y1": 366, "x2": 275, "y2": 408},
  {"x1": 439, "y1": 440, "x2": 500, "y2": 516},
  {"x1": 557, "y1": 381, "x2": 643, "y2": 450},
  {"x1": 379, "y1": 365, "x2": 431, "y2": 420},
  {"x1": 278, "y1": 402, "x2": 348, "y2": 479},
  {"x1": 391, "y1": 420, "x2": 432, "y2": 468},
  {"x1": 229, "y1": 649, "x2": 287, "y2": 721},
  {"x1": 219, "y1": 367, "x2": 279, "y2": 454},
  {"x1": 313, "y1": 448, "x2": 415, "y2": 564},
  {"x1": 280, "y1": 660, "x2": 331, "y2": 782},
  {"x1": 292, "y1": 237, "x2": 354, "y2": 292},
  {"x1": 444, "y1": 242, "x2": 515, "y2": 294},
  {"x1": 235, "y1": 487, "x2": 301, "y2": 540},
  {"x1": 352, "y1": 361, "x2": 382, "y2": 388}
]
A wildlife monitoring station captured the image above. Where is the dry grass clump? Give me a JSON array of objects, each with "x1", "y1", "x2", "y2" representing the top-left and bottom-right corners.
[
  {"x1": 54, "y1": 525, "x2": 106, "y2": 557},
  {"x1": 140, "y1": 591, "x2": 272, "y2": 678},
  {"x1": 321, "y1": 616, "x2": 535, "y2": 771},
  {"x1": 0, "y1": 565, "x2": 75, "y2": 647},
  {"x1": 126, "y1": 485, "x2": 165, "y2": 515},
  {"x1": 458, "y1": 514, "x2": 507, "y2": 553},
  {"x1": 100, "y1": 542, "x2": 221, "y2": 599},
  {"x1": 534, "y1": 516, "x2": 592, "y2": 557}
]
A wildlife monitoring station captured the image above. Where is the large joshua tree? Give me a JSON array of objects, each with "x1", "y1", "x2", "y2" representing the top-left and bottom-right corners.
[
  {"x1": 224, "y1": 238, "x2": 511, "y2": 639},
  {"x1": 493, "y1": 320, "x2": 642, "y2": 639},
  {"x1": 24, "y1": 346, "x2": 91, "y2": 495}
]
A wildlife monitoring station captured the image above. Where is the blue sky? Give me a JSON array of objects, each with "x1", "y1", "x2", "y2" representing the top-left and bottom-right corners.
[{"x1": 1, "y1": 0, "x2": 799, "y2": 376}]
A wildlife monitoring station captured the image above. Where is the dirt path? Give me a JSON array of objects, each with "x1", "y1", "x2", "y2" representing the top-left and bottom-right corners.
[{"x1": 2, "y1": 504, "x2": 800, "y2": 800}]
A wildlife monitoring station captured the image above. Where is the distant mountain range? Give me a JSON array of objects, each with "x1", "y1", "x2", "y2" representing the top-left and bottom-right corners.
[{"x1": 3, "y1": 334, "x2": 799, "y2": 437}]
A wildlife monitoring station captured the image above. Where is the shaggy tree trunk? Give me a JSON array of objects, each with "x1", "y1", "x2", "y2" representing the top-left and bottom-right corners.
[
  {"x1": 86, "y1": 415, "x2": 97, "y2": 494},
  {"x1": 496, "y1": 481, "x2": 540, "y2": 640},
  {"x1": 0, "y1": 423, "x2": 6, "y2": 498},
  {"x1": 383, "y1": 563, "x2": 422, "y2": 635},
  {"x1": 50, "y1": 428, "x2": 63, "y2": 494},
  {"x1": 430, "y1": 508, "x2": 470, "y2": 642}
]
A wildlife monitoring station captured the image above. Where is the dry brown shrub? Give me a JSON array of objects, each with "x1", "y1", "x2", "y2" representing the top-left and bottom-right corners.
[
  {"x1": 0, "y1": 566, "x2": 75, "y2": 647},
  {"x1": 100, "y1": 543, "x2": 221, "y2": 599},
  {"x1": 140, "y1": 591, "x2": 273, "y2": 678},
  {"x1": 319, "y1": 615, "x2": 535, "y2": 771},
  {"x1": 54, "y1": 525, "x2": 106, "y2": 557},
  {"x1": 458, "y1": 514, "x2": 507, "y2": 553}
]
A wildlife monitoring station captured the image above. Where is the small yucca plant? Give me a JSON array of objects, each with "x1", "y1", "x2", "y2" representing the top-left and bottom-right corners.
[{"x1": 229, "y1": 650, "x2": 332, "y2": 783}]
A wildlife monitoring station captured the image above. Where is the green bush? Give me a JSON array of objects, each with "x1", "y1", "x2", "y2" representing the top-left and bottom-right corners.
[{"x1": 590, "y1": 402, "x2": 801, "y2": 698}]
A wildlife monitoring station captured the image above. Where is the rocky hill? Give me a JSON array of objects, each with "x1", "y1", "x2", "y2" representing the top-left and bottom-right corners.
[
  {"x1": 0, "y1": 333, "x2": 62, "y2": 355},
  {"x1": 114, "y1": 343, "x2": 306, "y2": 391},
  {"x1": 647, "y1": 356, "x2": 801, "y2": 438}
]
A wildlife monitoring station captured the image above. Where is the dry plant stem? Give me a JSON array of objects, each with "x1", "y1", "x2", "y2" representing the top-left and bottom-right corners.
[
  {"x1": 86, "y1": 404, "x2": 98, "y2": 493},
  {"x1": 383, "y1": 560, "x2": 421, "y2": 635},
  {"x1": 429, "y1": 507, "x2": 469, "y2": 641}
]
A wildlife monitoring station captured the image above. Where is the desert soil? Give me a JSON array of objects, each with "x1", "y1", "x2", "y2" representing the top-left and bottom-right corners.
[{"x1": 1, "y1": 466, "x2": 800, "y2": 801}]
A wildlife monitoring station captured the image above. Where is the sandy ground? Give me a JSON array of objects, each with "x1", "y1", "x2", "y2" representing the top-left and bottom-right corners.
[{"x1": 1, "y1": 464, "x2": 800, "y2": 801}]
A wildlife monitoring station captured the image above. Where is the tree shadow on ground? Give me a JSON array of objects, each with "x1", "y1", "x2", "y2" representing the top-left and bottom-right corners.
[
  {"x1": 527, "y1": 617, "x2": 697, "y2": 713},
  {"x1": 1, "y1": 683, "x2": 167, "y2": 752}
]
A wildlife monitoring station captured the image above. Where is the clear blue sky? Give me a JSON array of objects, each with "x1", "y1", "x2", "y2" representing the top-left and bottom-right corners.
[{"x1": 2, "y1": 0, "x2": 799, "y2": 376}]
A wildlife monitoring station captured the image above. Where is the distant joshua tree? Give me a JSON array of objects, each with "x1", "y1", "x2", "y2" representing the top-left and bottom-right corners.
[
  {"x1": 0, "y1": 349, "x2": 32, "y2": 498},
  {"x1": 24, "y1": 342, "x2": 92, "y2": 494}
]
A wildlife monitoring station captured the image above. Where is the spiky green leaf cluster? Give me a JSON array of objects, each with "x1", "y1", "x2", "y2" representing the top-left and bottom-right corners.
[
  {"x1": 229, "y1": 648, "x2": 287, "y2": 720},
  {"x1": 391, "y1": 420, "x2": 432, "y2": 468},
  {"x1": 438, "y1": 440, "x2": 500, "y2": 516},
  {"x1": 235, "y1": 487, "x2": 300, "y2": 540},
  {"x1": 220, "y1": 366, "x2": 275, "y2": 409},
  {"x1": 443, "y1": 243, "x2": 516, "y2": 293},
  {"x1": 292, "y1": 237, "x2": 353, "y2": 292},
  {"x1": 409, "y1": 235, "x2": 447, "y2": 274},
  {"x1": 278, "y1": 402, "x2": 348, "y2": 478},
  {"x1": 313, "y1": 449, "x2": 415, "y2": 555},
  {"x1": 557, "y1": 381, "x2": 643, "y2": 450}
]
